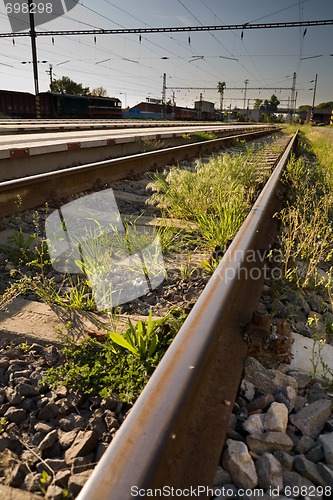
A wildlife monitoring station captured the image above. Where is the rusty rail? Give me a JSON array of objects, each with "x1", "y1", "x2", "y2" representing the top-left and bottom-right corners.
[
  {"x1": 77, "y1": 131, "x2": 298, "y2": 499},
  {"x1": 0, "y1": 128, "x2": 275, "y2": 217}
]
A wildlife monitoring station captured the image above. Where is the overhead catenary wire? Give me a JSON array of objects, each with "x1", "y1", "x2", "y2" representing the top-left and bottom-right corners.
[
  {"x1": 1, "y1": 11, "x2": 241, "y2": 100},
  {"x1": 0, "y1": 19, "x2": 332, "y2": 37},
  {"x1": 1, "y1": 8, "x2": 331, "y2": 107},
  {"x1": 197, "y1": 0, "x2": 265, "y2": 84}
]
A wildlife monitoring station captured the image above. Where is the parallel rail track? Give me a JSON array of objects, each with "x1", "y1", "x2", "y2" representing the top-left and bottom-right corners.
[
  {"x1": 0, "y1": 124, "x2": 272, "y2": 181},
  {"x1": 73, "y1": 131, "x2": 299, "y2": 499},
  {"x1": 0, "y1": 119, "x2": 224, "y2": 134},
  {"x1": 0, "y1": 127, "x2": 276, "y2": 218}
]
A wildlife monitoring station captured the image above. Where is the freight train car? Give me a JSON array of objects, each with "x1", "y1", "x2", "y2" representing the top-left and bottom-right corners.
[
  {"x1": 39, "y1": 92, "x2": 89, "y2": 118},
  {"x1": 173, "y1": 106, "x2": 199, "y2": 120},
  {"x1": 0, "y1": 89, "x2": 122, "y2": 119},
  {"x1": 0, "y1": 89, "x2": 36, "y2": 118}
]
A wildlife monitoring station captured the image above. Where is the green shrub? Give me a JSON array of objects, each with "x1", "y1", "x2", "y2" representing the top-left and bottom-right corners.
[{"x1": 44, "y1": 309, "x2": 186, "y2": 403}]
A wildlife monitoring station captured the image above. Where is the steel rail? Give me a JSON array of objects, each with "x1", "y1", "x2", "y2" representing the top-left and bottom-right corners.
[
  {"x1": 0, "y1": 127, "x2": 275, "y2": 218},
  {"x1": 77, "y1": 131, "x2": 298, "y2": 500}
]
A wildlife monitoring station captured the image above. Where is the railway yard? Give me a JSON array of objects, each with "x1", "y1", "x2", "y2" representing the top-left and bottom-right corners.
[{"x1": 1, "y1": 122, "x2": 333, "y2": 499}]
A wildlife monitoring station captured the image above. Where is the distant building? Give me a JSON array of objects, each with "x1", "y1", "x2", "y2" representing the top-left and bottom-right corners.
[
  {"x1": 125, "y1": 99, "x2": 217, "y2": 121},
  {"x1": 241, "y1": 109, "x2": 261, "y2": 122},
  {"x1": 305, "y1": 107, "x2": 333, "y2": 125},
  {"x1": 146, "y1": 97, "x2": 163, "y2": 105},
  {"x1": 194, "y1": 100, "x2": 216, "y2": 120},
  {"x1": 127, "y1": 101, "x2": 169, "y2": 119},
  {"x1": 194, "y1": 100, "x2": 215, "y2": 113}
]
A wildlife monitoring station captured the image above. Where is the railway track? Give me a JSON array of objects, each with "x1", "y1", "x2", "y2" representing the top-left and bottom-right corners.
[
  {"x1": 0, "y1": 124, "x2": 272, "y2": 181},
  {"x1": 0, "y1": 129, "x2": 310, "y2": 498},
  {"x1": 0, "y1": 119, "x2": 218, "y2": 135},
  {"x1": 70, "y1": 131, "x2": 299, "y2": 500},
  {"x1": 0, "y1": 127, "x2": 276, "y2": 217}
]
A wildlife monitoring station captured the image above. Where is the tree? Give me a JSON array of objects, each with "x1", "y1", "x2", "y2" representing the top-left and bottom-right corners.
[
  {"x1": 260, "y1": 95, "x2": 280, "y2": 123},
  {"x1": 253, "y1": 99, "x2": 263, "y2": 109},
  {"x1": 269, "y1": 94, "x2": 280, "y2": 109},
  {"x1": 316, "y1": 101, "x2": 333, "y2": 109},
  {"x1": 298, "y1": 105, "x2": 311, "y2": 112},
  {"x1": 50, "y1": 76, "x2": 90, "y2": 95},
  {"x1": 91, "y1": 87, "x2": 108, "y2": 97}
]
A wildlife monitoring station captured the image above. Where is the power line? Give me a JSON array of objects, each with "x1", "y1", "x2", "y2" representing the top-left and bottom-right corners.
[
  {"x1": 167, "y1": 86, "x2": 294, "y2": 90},
  {"x1": 198, "y1": 0, "x2": 265, "y2": 83},
  {"x1": 0, "y1": 19, "x2": 332, "y2": 37},
  {"x1": 176, "y1": 0, "x2": 236, "y2": 82}
]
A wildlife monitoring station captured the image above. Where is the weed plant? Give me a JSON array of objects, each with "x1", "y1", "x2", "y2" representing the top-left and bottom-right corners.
[
  {"x1": 0, "y1": 232, "x2": 98, "y2": 312},
  {"x1": 262, "y1": 127, "x2": 333, "y2": 384},
  {"x1": 192, "y1": 131, "x2": 217, "y2": 141},
  {"x1": 277, "y1": 129, "x2": 333, "y2": 289},
  {"x1": 44, "y1": 308, "x2": 187, "y2": 402},
  {"x1": 0, "y1": 211, "x2": 183, "y2": 315},
  {"x1": 278, "y1": 185, "x2": 333, "y2": 288},
  {"x1": 147, "y1": 146, "x2": 269, "y2": 251},
  {"x1": 0, "y1": 227, "x2": 37, "y2": 266},
  {"x1": 134, "y1": 136, "x2": 166, "y2": 152},
  {"x1": 0, "y1": 211, "x2": 188, "y2": 404}
]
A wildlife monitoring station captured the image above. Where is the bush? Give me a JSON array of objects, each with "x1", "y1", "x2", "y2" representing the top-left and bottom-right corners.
[{"x1": 44, "y1": 309, "x2": 186, "y2": 403}]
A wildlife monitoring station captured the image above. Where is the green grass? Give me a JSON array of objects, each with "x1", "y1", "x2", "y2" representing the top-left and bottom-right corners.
[
  {"x1": 277, "y1": 128, "x2": 333, "y2": 289},
  {"x1": 44, "y1": 308, "x2": 187, "y2": 403},
  {"x1": 147, "y1": 145, "x2": 270, "y2": 251},
  {"x1": 192, "y1": 131, "x2": 217, "y2": 141}
]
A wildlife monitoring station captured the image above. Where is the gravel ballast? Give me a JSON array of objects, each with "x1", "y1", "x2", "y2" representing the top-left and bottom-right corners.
[{"x1": 0, "y1": 339, "x2": 129, "y2": 498}]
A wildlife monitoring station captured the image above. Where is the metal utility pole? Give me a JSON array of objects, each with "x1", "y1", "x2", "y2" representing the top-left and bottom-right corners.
[
  {"x1": 243, "y1": 79, "x2": 249, "y2": 118},
  {"x1": 161, "y1": 73, "x2": 167, "y2": 119},
  {"x1": 46, "y1": 64, "x2": 53, "y2": 87},
  {"x1": 28, "y1": 0, "x2": 40, "y2": 118},
  {"x1": 289, "y1": 72, "x2": 297, "y2": 120},
  {"x1": 311, "y1": 74, "x2": 318, "y2": 123},
  {"x1": 198, "y1": 92, "x2": 203, "y2": 120},
  {"x1": 217, "y1": 81, "x2": 226, "y2": 121}
]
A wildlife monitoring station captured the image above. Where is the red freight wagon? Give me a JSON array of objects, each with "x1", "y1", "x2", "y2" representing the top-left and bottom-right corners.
[{"x1": 0, "y1": 89, "x2": 36, "y2": 118}]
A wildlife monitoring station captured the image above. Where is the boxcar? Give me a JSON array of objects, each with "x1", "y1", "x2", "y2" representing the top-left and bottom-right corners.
[
  {"x1": 173, "y1": 106, "x2": 198, "y2": 120},
  {"x1": 0, "y1": 89, "x2": 123, "y2": 119},
  {"x1": 0, "y1": 89, "x2": 35, "y2": 118},
  {"x1": 45, "y1": 93, "x2": 89, "y2": 118}
]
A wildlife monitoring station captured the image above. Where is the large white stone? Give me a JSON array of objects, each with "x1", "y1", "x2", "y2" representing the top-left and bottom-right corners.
[
  {"x1": 264, "y1": 402, "x2": 289, "y2": 432},
  {"x1": 242, "y1": 414, "x2": 265, "y2": 435},
  {"x1": 290, "y1": 332, "x2": 333, "y2": 377}
]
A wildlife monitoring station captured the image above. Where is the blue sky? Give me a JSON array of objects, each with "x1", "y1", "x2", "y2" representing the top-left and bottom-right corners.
[{"x1": 0, "y1": 0, "x2": 332, "y2": 109}]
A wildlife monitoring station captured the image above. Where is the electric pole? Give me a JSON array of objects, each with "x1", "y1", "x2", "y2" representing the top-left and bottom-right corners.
[
  {"x1": 289, "y1": 72, "x2": 297, "y2": 120},
  {"x1": 311, "y1": 74, "x2": 318, "y2": 123},
  {"x1": 217, "y1": 81, "x2": 226, "y2": 121},
  {"x1": 46, "y1": 64, "x2": 53, "y2": 87},
  {"x1": 28, "y1": 0, "x2": 40, "y2": 118},
  {"x1": 243, "y1": 79, "x2": 249, "y2": 118},
  {"x1": 162, "y1": 73, "x2": 167, "y2": 119}
]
